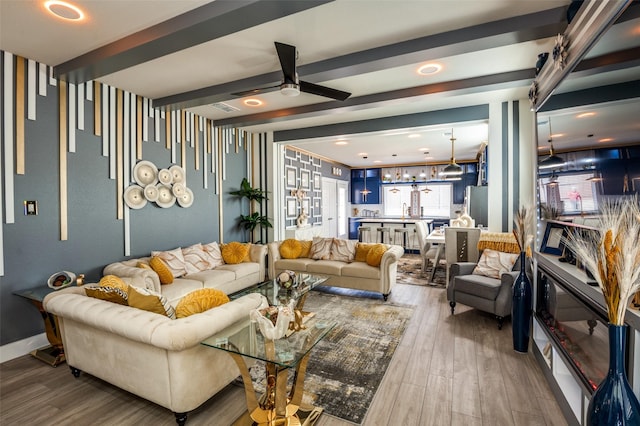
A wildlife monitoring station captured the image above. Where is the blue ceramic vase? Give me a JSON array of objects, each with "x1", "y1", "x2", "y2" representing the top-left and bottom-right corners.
[
  {"x1": 512, "y1": 252, "x2": 531, "y2": 353},
  {"x1": 587, "y1": 324, "x2": 640, "y2": 425}
]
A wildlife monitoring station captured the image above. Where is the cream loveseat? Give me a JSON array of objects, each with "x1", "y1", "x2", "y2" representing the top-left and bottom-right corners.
[
  {"x1": 43, "y1": 285, "x2": 263, "y2": 425},
  {"x1": 103, "y1": 242, "x2": 267, "y2": 305},
  {"x1": 267, "y1": 238, "x2": 404, "y2": 300}
]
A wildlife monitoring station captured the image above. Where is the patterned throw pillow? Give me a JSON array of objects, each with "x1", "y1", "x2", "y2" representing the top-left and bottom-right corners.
[
  {"x1": 99, "y1": 275, "x2": 129, "y2": 293},
  {"x1": 366, "y1": 244, "x2": 388, "y2": 267},
  {"x1": 472, "y1": 249, "x2": 519, "y2": 279},
  {"x1": 280, "y1": 239, "x2": 302, "y2": 259},
  {"x1": 299, "y1": 240, "x2": 312, "y2": 258},
  {"x1": 85, "y1": 286, "x2": 128, "y2": 305},
  {"x1": 330, "y1": 239, "x2": 358, "y2": 262},
  {"x1": 151, "y1": 248, "x2": 186, "y2": 278},
  {"x1": 149, "y1": 256, "x2": 174, "y2": 285},
  {"x1": 175, "y1": 288, "x2": 230, "y2": 318},
  {"x1": 182, "y1": 243, "x2": 211, "y2": 274},
  {"x1": 202, "y1": 242, "x2": 224, "y2": 269},
  {"x1": 127, "y1": 286, "x2": 176, "y2": 319},
  {"x1": 309, "y1": 237, "x2": 333, "y2": 260},
  {"x1": 221, "y1": 242, "x2": 250, "y2": 264},
  {"x1": 355, "y1": 243, "x2": 377, "y2": 262}
]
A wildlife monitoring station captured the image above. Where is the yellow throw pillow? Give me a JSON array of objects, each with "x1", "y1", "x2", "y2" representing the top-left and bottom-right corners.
[
  {"x1": 175, "y1": 288, "x2": 230, "y2": 318},
  {"x1": 366, "y1": 244, "x2": 388, "y2": 267},
  {"x1": 127, "y1": 286, "x2": 176, "y2": 319},
  {"x1": 280, "y1": 239, "x2": 302, "y2": 259},
  {"x1": 299, "y1": 240, "x2": 312, "y2": 258},
  {"x1": 355, "y1": 243, "x2": 377, "y2": 262},
  {"x1": 242, "y1": 243, "x2": 253, "y2": 263},
  {"x1": 149, "y1": 256, "x2": 174, "y2": 285},
  {"x1": 137, "y1": 261, "x2": 152, "y2": 270},
  {"x1": 85, "y1": 286, "x2": 128, "y2": 305},
  {"x1": 151, "y1": 248, "x2": 186, "y2": 278},
  {"x1": 99, "y1": 275, "x2": 129, "y2": 293},
  {"x1": 221, "y1": 242, "x2": 250, "y2": 264}
]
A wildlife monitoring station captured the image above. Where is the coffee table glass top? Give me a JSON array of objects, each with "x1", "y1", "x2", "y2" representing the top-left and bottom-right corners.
[
  {"x1": 201, "y1": 317, "x2": 336, "y2": 368},
  {"x1": 229, "y1": 273, "x2": 328, "y2": 307}
]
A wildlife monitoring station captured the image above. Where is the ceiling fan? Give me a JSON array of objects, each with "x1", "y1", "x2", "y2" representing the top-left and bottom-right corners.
[{"x1": 233, "y1": 42, "x2": 351, "y2": 101}]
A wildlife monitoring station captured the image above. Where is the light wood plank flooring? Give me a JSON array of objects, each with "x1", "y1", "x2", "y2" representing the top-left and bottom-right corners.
[{"x1": 0, "y1": 283, "x2": 567, "y2": 426}]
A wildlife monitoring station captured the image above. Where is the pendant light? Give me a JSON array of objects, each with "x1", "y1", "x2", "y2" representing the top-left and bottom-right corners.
[
  {"x1": 440, "y1": 128, "x2": 463, "y2": 177},
  {"x1": 390, "y1": 156, "x2": 400, "y2": 193},
  {"x1": 539, "y1": 118, "x2": 565, "y2": 170},
  {"x1": 360, "y1": 167, "x2": 372, "y2": 200}
]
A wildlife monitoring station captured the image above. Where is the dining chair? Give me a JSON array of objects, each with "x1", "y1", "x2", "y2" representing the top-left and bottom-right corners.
[
  {"x1": 444, "y1": 227, "x2": 481, "y2": 285},
  {"x1": 415, "y1": 221, "x2": 440, "y2": 274}
]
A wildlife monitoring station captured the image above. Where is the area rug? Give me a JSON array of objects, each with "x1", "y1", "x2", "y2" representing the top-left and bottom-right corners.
[
  {"x1": 248, "y1": 290, "x2": 414, "y2": 424},
  {"x1": 396, "y1": 253, "x2": 446, "y2": 287}
]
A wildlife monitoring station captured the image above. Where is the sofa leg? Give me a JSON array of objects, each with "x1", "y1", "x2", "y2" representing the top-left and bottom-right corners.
[
  {"x1": 449, "y1": 301, "x2": 456, "y2": 314},
  {"x1": 382, "y1": 293, "x2": 389, "y2": 301},
  {"x1": 174, "y1": 412, "x2": 187, "y2": 426},
  {"x1": 497, "y1": 316, "x2": 505, "y2": 330},
  {"x1": 69, "y1": 366, "x2": 81, "y2": 378}
]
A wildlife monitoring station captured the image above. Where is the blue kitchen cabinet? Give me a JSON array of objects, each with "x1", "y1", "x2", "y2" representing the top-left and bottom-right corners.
[{"x1": 351, "y1": 168, "x2": 381, "y2": 204}]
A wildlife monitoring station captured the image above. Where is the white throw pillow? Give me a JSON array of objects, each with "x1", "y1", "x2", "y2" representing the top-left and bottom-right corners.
[
  {"x1": 330, "y1": 238, "x2": 357, "y2": 262},
  {"x1": 472, "y1": 249, "x2": 519, "y2": 279},
  {"x1": 202, "y1": 241, "x2": 224, "y2": 268},
  {"x1": 182, "y1": 243, "x2": 211, "y2": 274},
  {"x1": 309, "y1": 237, "x2": 333, "y2": 260}
]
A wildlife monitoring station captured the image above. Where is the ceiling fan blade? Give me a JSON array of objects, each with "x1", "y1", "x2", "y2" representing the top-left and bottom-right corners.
[
  {"x1": 231, "y1": 85, "x2": 280, "y2": 98},
  {"x1": 274, "y1": 41, "x2": 297, "y2": 83},
  {"x1": 300, "y1": 80, "x2": 351, "y2": 101}
]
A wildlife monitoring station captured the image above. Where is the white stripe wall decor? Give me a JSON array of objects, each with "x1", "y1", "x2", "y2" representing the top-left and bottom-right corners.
[
  {"x1": 154, "y1": 108, "x2": 160, "y2": 142},
  {"x1": 86, "y1": 81, "x2": 92, "y2": 101},
  {"x1": 15, "y1": 56, "x2": 25, "y2": 176},
  {"x1": 171, "y1": 110, "x2": 177, "y2": 164},
  {"x1": 3, "y1": 52, "x2": 15, "y2": 224},
  {"x1": 142, "y1": 97, "x2": 149, "y2": 142},
  {"x1": 38, "y1": 63, "x2": 47, "y2": 96},
  {"x1": 27, "y1": 59, "x2": 36, "y2": 120},
  {"x1": 109, "y1": 85, "x2": 116, "y2": 178},
  {"x1": 77, "y1": 82, "x2": 84, "y2": 131},
  {"x1": 48, "y1": 66, "x2": 56, "y2": 86},
  {"x1": 124, "y1": 91, "x2": 131, "y2": 180},
  {"x1": 102, "y1": 84, "x2": 109, "y2": 156},
  {"x1": 68, "y1": 83, "x2": 76, "y2": 152}
]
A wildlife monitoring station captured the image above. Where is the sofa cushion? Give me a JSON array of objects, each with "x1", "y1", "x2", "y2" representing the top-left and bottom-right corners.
[
  {"x1": 160, "y1": 278, "x2": 204, "y2": 305},
  {"x1": 151, "y1": 248, "x2": 187, "y2": 278},
  {"x1": 280, "y1": 239, "x2": 302, "y2": 259},
  {"x1": 217, "y1": 262, "x2": 260, "y2": 280},
  {"x1": 149, "y1": 256, "x2": 174, "y2": 285},
  {"x1": 175, "y1": 288, "x2": 230, "y2": 318},
  {"x1": 85, "y1": 286, "x2": 128, "y2": 305},
  {"x1": 366, "y1": 244, "x2": 388, "y2": 267},
  {"x1": 330, "y1": 239, "x2": 357, "y2": 262},
  {"x1": 221, "y1": 242, "x2": 250, "y2": 264},
  {"x1": 202, "y1": 241, "x2": 224, "y2": 268},
  {"x1": 472, "y1": 249, "x2": 518, "y2": 279},
  {"x1": 127, "y1": 286, "x2": 176, "y2": 319},
  {"x1": 354, "y1": 243, "x2": 377, "y2": 262},
  {"x1": 274, "y1": 258, "x2": 314, "y2": 272},
  {"x1": 309, "y1": 237, "x2": 333, "y2": 260},
  {"x1": 99, "y1": 275, "x2": 129, "y2": 292},
  {"x1": 307, "y1": 260, "x2": 344, "y2": 276},
  {"x1": 182, "y1": 243, "x2": 211, "y2": 274},
  {"x1": 341, "y1": 262, "x2": 381, "y2": 280},
  {"x1": 454, "y1": 274, "x2": 503, "y2": 300}
]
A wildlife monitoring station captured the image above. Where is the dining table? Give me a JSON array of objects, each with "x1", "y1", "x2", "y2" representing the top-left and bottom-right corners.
[{"x1": 425, "y1": 229, "x2": 446, "y2": 282}]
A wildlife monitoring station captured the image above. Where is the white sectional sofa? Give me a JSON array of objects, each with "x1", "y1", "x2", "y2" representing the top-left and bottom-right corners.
[
  {"x1": 103, "y1": 243, "x2": 267, "y2": 305},
  {"x1": 43, "y1": 286, "x2": 263, "y2": 425},
  {"x1": 267, "y1": 239, "x2": 404, "y2": 300}
]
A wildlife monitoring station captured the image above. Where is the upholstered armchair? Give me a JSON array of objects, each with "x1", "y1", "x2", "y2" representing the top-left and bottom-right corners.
[{"x1": 448, "y1": 238, "x2": 527, "y2": 329}]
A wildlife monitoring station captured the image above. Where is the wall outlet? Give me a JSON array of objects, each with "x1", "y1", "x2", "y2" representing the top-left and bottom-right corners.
[{"x1": 24, "y1": 200, "x2": 38, "y2": 215}]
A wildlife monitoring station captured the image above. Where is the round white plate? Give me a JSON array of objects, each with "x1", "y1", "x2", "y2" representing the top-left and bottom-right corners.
[
  {"x1": 177, "y1": 187, "x2": 194, "y2": 208},
  {"x1": 158, "y1": 169, "x2": 173, "y2": 185},
  {"x1": 144, "y1": 184, "x2": 159, "y2": 202},
  {"x1": 169, "y1": 165, "x2": 185, "y2": 184},
  {"x1": 132, "y1": 160, "x2": 158, "y2": 187},
  {"x1": 124, "y1": 185, "x2": 147, "y2": 209},
  {"x1": 156, "y1": 184, "x2": 176, "y2": 208}
]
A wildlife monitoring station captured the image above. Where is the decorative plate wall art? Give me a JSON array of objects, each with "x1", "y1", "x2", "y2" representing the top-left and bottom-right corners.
[{"x1": 124, "y1": 162, "x2": 193, "y2": 209}]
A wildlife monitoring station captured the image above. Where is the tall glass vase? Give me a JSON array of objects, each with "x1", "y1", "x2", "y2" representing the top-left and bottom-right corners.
[
  {"x1": 587, "y1": 324, "x2": 640, "y2": 425},
  {"x1": 512, "y1": 251, "x2": 531, "y2": 353}
]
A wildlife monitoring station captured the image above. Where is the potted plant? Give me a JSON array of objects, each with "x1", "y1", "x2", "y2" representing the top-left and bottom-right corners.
[{"x1": 230, "y1": 177, "x2": 272, "y2": 243}]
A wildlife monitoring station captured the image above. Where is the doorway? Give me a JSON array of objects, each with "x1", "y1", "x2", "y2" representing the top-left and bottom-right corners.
[{"x1": 321, "y1": 177, "x2": 348, "y2": 239}]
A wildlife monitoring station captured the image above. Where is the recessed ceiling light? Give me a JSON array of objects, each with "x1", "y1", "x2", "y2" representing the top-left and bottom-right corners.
[
  {"x1": 418, "y1": 147, "x2": 429, "y2": 152},
  {"x1": 577, "y1": 112, "x2": 596, "y2": 118},
  {"x1": 417, "y1": 63, "x2": 442, "y2": 75},
  {"x1": 357, "y1": 152, "x2": 368, "y2": 156},
  {"x1": 243, "y1": 99, "x2": 262, "y2": 107},
  {"x1": 551, "y1": 133, "x2": 564, "y2": 138},
  {"x1": 373, "y1": 160, "x2": 382, "y2": 163},
  {"x1": 408, "y1": 133, "x2": 421, "y2": 138},
  {"x1": 599, "y1": 138, "x2": 614, "y2": 143},
  {"x1": 335, "y1": 141, "x2": 348, "y2": 145},
  {"x1": 44, "y1": 1, "x2": 85, "y2": 21}
]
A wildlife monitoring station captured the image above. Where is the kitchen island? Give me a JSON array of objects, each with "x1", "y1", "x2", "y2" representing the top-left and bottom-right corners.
[{"x1": 348, "y1": 217, "x2": 450, "y2": 249}]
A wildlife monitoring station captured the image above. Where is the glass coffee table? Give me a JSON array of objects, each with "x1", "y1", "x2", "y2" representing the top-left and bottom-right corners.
[{"x1": 202, "y1": 316, "x2": 336, "y2": 425}]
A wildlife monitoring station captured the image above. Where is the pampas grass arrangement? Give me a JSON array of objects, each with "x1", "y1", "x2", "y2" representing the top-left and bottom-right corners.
[
  {"x1": 563, "y1": 198, "x2": 640, "y2": 325},
  {"x1": 513, "y1": 205, "x2": 534, "y2": 254}
]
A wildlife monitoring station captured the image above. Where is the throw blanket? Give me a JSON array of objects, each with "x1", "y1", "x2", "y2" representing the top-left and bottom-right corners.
[{"x1": 478, "y1": 232, "x2": 532, "y2": 256}]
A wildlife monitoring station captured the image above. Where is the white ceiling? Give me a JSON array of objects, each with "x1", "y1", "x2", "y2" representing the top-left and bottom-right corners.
[{"x1": 1, "y1": 0, "x2": 638, "y2": 167}]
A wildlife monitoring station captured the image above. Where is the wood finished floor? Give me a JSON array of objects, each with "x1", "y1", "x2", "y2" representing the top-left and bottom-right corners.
[{"x1": 0, "y1": 283, "x2": 567, "y2": 426}]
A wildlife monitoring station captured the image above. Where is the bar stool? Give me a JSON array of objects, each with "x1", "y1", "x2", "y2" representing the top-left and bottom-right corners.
[
  {"x1": 376, "y1": 226, "x2": 391, "y2": 244},
  {"x1": 394, "y1": 228, "x2": 410, "y2": 248},
  {"x1": 358, "y1": 226, "x2": 372, "y2": 243}
]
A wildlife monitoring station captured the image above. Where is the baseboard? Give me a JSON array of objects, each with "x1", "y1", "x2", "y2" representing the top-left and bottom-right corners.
[{"x1": 0, "y1": 332, "x2": 48, "y2": 364}]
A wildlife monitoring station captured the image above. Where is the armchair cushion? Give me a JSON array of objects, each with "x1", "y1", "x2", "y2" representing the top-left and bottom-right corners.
[
  {"x1": 454, "y1": 274, "x2": 503, "y2": 300},
  {"x1": 472, "y1": 249, "x2": 518, "y2": 279}
]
